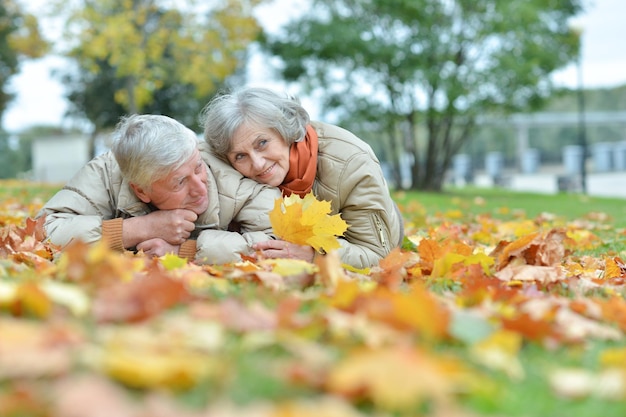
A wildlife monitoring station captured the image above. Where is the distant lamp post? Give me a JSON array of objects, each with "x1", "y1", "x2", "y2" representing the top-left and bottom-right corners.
[{"x1": 572, "y1": 24, "x2": 588, "y2": 194}]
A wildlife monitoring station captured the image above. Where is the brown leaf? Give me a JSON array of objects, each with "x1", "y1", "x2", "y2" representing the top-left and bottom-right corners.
[
  {"x1": 326, "y1": 347, "x2": 460, "y2": 411},
  {"x1": 374, "y1": 247, "x2": 414, "y2": 289},
  {"x1": 92, "y1": 262, "x2": 190, "y2": 323},
  {"x1": 0, "y1": 318, "x2": 83, "y2": 379}
]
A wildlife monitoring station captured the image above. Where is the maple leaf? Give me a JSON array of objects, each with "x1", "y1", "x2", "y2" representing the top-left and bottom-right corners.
[
  {"x1": 392, "y1": 283, "x2": 451, "y2": 341},
  {"x1": 159, "y1": 253, "x2": 188, "y2": 270},
  {"x1": 259, "y1": 258, "x2": 317, "y2": 288},
  {"x1": 494, "y1": 229, "x2": 566, "y2": 271},
  {"x1": 604, "y1": 257, "x2": 624, "y2": 280},
  {"x1": 470, "y1": 329, "x2": 524, "y2": 380},
  {"x1": 0, "y1": 317, "x2": 82, "y2": 379},
  {"x1": 269, "y1": 193, "x2": 348, "y2": 254},
  {"x1": 326, "y1": 346, "x2": 463, "y2": 411},
  {"x1": 96, "y1": 324, "x2": 223, "y2": 390},
  {"x1": 91, "y1": 261, "x2": 190, "y2": 323},
  {"x1": 316, "y1": 249, "x2": 350, "y2": 288}
]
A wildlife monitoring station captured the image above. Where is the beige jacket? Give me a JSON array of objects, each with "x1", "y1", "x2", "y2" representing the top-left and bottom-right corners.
[
  {"x1": 38, "y1": 142, "x2": 280, "y2": 264},
  {"x1": 311, "y1": 121, "x2": 403, "y2": 268}
]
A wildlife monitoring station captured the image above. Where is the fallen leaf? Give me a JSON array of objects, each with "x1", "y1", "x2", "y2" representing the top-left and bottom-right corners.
[{"x1": 269, "y1": 193, "x2": 348, "y2": 253}]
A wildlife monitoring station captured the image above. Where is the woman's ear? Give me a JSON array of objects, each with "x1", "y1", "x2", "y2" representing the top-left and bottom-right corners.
[{"x1": 130, "y1": 183, "x2": 151, "y2": 203}]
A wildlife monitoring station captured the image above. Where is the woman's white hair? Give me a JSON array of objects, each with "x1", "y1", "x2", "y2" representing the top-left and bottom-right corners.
[{"x1": 199, "y1": 87, "x2": 310, "y2": 160}]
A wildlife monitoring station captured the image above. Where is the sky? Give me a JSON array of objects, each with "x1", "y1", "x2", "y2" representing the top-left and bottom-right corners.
[{"x1": 2, "y1": 0, "x2": 625, "y2": 133}]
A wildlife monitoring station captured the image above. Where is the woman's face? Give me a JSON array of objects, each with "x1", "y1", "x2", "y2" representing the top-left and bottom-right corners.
[{"x1": 227, "y1": 124, "x2": 291, "y2": 187}]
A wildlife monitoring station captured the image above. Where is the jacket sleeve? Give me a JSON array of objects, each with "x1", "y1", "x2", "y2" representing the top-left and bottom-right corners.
[
  {"x1": 330, "y1": 152, "x2": 402, "y2": 269},
  {"x1": 234, "y1": 181, "x2": 281, "y2": 236},
  {"x1": 193, "y1": 229, "x2": 271, "y2": 264},
  {"x1": 194, "y1": 152, "x2": 281, "y2": 264},
  {"x1": 193, "y1": 180, "x2": 280, "y2": 264},
  {"x1": 36, "y1": 153, "x2": 121, "y2": 247}
]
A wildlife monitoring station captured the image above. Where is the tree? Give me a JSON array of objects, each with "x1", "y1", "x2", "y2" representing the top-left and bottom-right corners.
[
  {"x1": 51, "y1": 0, "x2": 264, "y2": 153},
  {"x1": 0, "y1": 0, "x2": 48, "y2": 121},
  {"x1": 262, "y1": 0, "x2": 582, "y2": 191}
]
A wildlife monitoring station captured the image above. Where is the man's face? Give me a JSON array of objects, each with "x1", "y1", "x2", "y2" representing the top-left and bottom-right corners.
[{"x1": 132, "y1": 149, "x2": 209, "y2": 215}]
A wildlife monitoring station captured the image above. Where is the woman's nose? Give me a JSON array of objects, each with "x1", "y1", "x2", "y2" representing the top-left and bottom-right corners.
[{"x1": 250, "y1": 153, "x2": 265, "y2": 170}]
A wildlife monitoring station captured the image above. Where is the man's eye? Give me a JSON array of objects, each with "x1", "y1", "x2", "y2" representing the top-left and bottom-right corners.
[{"x1": 258, "y1": 139, "x2": 268, "y2": 148}]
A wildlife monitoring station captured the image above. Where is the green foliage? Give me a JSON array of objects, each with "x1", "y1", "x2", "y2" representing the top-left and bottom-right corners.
[
  {"x1": 262, "y1": 0, "x2": 583, "y2": 191},
  {"x1": 0, "y1": 133, "x2": 21, "y2": 178},
  {"x1": 0, "y1": 0, "x2": 48, "y2": 116},
  {"x1": 53, "y1": 0, "x2": 265, "y2": 132}
]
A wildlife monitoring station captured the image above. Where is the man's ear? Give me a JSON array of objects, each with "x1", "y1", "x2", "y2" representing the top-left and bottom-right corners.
[{"x1": 130, "y1": 183, "x2": 151, "y2": 203}]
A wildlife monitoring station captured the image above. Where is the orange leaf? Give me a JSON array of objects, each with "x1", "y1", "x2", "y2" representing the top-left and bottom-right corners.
[
  {"x1": 604, "y1": 257, "x2": 623, "y2": 280},
  {"x1": 392, "y1": 283, "x2": 451, "y2": 341},
  {"x1": 12, "y1": 282, "x2": 52, "y2": 318},
  {"x1": 496, "y1": 232, "x2": 540, "y2": 269},
  {"x1": 326, "y1": 347, "x2": 459, "y2": 410},
  {"x1": 92, "y1": 261, "x2": 190, "y2": 323},
  {"x1": 376, "y1": 248, "x2": 413, "y2": 289},
  {"x1": 417, "y1": 238, "x2": 443, "y2": 265}
]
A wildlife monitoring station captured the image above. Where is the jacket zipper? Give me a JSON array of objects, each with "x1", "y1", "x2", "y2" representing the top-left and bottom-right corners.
[{"x1": 374, "y1": 213, "x2": 388, "y2": 251}]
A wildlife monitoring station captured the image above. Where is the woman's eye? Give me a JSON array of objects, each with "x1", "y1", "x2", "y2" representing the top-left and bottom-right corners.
[{"x1": 258, "y1": 139, "x2": 268, "y2": 148}]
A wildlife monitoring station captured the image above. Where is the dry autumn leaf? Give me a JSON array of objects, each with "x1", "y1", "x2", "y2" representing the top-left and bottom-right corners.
[
  {"x1": 326, "y1": 346, "x2": 462, "y2": 411},
  {"x1": 269, "y1": 193, "x2": 348, "y2": 253},
  {"x1": 3, "y1": 180, "x2": 626, "y2": 415}
]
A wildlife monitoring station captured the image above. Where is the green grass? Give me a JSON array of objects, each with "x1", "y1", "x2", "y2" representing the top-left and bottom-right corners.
[
  {"x1": 4, "y1": 179, "x2": 625, "y2": 229},
  {"x1": 394, "y1": 186, "x2": 626, "y2": 228},
  {"x1": 0, "y1": 179, "x2": 61, "y2": 203}
]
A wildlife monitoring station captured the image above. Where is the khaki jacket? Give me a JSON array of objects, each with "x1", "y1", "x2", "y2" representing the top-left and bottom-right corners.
[
  {"x1": 38, "y1": 142, "x2": 280, "y2": 264},
  {"x1": 312, "y1": 121, "x2": 403, "y2": 268}
]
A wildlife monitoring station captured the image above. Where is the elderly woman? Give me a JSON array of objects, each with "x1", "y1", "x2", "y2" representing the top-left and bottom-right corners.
[
  {"x1": 200, "y1": 87, "x2": 403, "y2": 268},
  {"x1": 38, "y1": 114, "x2": 280, "y2": 264}
]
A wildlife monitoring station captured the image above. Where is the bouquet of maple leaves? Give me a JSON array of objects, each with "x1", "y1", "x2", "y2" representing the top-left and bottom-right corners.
[{"x1": 269, "y1": 192, "x2": 348, "y2": 254}]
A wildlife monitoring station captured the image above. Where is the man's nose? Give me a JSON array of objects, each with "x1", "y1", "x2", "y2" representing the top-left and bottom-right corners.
[{"x1": 190, "y1": 172, "x2": 207, "y2": 195}]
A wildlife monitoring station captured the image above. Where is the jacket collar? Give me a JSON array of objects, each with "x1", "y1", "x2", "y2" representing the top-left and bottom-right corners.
[{"x1": 118, "y1": 177, "x2": 152, "y2": 216}]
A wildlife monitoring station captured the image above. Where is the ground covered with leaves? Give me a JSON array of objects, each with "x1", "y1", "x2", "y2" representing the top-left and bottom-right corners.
[{"x1": 1, "y1": 180, "x2": 626, "y2": 417}]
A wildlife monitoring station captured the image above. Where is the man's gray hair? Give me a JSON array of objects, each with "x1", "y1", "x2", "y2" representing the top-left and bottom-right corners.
[{"x1": 111, "y1": 114, "x2": 199, "y2": 189}]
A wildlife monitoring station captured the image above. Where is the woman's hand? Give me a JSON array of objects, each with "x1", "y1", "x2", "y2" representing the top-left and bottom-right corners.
[{"x1": 253, "y1": 239, "x2": 315, "y2": 262}]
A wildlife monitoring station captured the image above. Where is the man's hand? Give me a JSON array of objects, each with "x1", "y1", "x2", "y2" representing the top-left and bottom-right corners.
[
  {"x1": 122, "y1": 209, "x2": 198, "y2": 249},
  {"x1": 136, "y1": 238, "x2": 179, "y2": 257}
]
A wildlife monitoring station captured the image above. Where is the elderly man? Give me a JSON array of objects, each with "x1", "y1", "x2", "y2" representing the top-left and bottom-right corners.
[{"x1": 37, "y1": 114, "x2": 279, "y2": 264}]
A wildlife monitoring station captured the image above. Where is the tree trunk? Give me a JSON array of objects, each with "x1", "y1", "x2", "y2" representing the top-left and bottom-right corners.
[
  {"x1": 88, "y1": 129, "x2": 98, "y2": 159},
  {"x1": 387, "y1": 127, "x2": 403, "y2": 189}
]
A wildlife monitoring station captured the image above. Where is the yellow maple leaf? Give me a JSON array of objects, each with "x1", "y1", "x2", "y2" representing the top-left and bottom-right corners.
[
  {"x1": 269, "y1": 193, "x2": 348, "y2": 253},
  {"x1": 160, "y1": 253, "x2": 188, "y2": 270},
  {"x1": 258, "y1": 258, "x2": 318, "y2": 277}
]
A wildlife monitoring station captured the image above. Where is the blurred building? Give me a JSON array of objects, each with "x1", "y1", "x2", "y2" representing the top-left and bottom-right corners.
[{"x1": 31, "y1": 133, "x2": 110, "y2": 183}]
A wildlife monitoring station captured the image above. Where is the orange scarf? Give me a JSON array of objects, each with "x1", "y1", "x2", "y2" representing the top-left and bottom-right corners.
[{"x1": 279, "y1": 125, "x2": 319, "y2": 197}]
